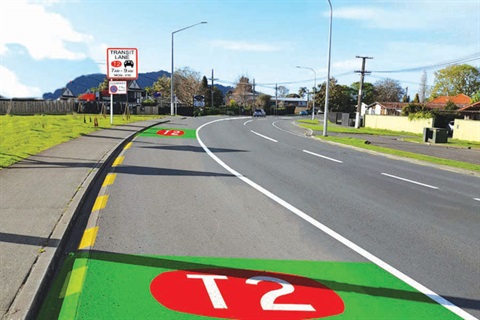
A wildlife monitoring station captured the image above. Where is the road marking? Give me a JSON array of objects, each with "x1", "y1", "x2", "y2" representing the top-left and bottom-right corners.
[
  {"x1": 112, "y1": 156, "x2": 124, "y2": 167},
  {"x1": 250, "y1": 130, "x2": 278, "y2": 143},
  {"x1": 474, "y1": 198, "x2": 480, "y2": 202},
  {"x1": 243, "y1": 120, "x2": 252, "y2": 126},
  {"x1": 197, "y1": 117, "x2": 475, "y2": 320},
  {"x1": 303, "y1": 149, "x2": 343, "y2": 163},
  {"x1": 124, "y1": 142, "x2": 133, "y2": 150},
  {"x1": 272, "y1": 121, "x2": 307, "y2": 137},
  {"x1": 78, "y1": 227, "x2": 99, "y2": 250},
  {"x1": 92, "y1": 195, "x2": 109, "y2": 211},
  {"x1": 381, "y1": 173, "x2": 439, "y2": 190},
  {"x1": 58, "y1": 259, "x2": 88, "y2": 319},
  {"x1": 102, "y1": 173, "x2": 117, "y2": 187}
]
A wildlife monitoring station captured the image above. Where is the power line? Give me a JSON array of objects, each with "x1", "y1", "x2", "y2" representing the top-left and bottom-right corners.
[{"x1": 372, "y1": 52, "x2": 480, "y2": 74}]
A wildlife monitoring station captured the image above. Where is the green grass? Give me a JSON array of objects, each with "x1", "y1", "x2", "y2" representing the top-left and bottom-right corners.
[
  {"x1": 297, "y1": 120, "x2": 480, "y2": 173},
  {"x1": 0, "y1": 114, "x2": 164, "y2": 168}
]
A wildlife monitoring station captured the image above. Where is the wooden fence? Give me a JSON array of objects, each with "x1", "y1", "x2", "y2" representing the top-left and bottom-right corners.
[{"x1": 0, "y1": 100, "x2": 76, "y2": 115}]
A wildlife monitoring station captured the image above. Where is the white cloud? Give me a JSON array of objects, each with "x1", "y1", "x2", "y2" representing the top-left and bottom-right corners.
[
  {"x1": 0, "y1": 65, "x2": 42, "y2": 98},
  {"x1": 212, "y1": 40, "x2": 280, "y2": 52},
  {"x1": 0, "y1": 0, "x2": 93, "y2": 60}
]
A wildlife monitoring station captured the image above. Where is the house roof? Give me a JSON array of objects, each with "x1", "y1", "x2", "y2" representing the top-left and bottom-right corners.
[
  {"x1": 429, "y1": 94, "x2": 471, "y2": 105},
  {"x1": 459, "y1": 101, "x2": 480, "y2": 112},
  {"x1": 370, "y1": 102, "x2": 407, "y2": 110}
]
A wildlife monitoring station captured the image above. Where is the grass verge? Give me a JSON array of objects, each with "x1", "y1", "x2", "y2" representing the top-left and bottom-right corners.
[
  {"x1": 0, "y1": 114, "x2": 164, "y2": 168},
  {"x1": 297, "y1": 120, "x2": 480, "y2": 173}
]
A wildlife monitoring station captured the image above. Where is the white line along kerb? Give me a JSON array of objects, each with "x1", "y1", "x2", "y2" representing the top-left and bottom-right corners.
[{"x1": 196, "y1": 117, "x2": 476, "y2": 320}]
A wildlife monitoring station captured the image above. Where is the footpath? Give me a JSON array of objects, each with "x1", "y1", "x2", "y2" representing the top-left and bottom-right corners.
[
  {"x1": 0, "y1": 117, "x2": 478, "y2": 320},
  {"x1": 0, "y1": 118, "x2": 168, "y2": 320}
]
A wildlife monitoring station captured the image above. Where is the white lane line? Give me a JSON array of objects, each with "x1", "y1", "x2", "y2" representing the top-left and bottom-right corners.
[
  {"x1": 250, "y1": 130, "x2": 278, "y2": 143},
  {"x1": 474, "y1": 198, "x2": 480, "y2": 202},
  {"x1": 243, "y1": 119, "x2": 252, "y2": 126},
  {"x1": 196, "y1": 117, "x2": 475, "y2": 320},
  {"x1": 381, "y1": 173, "x2": 439, "y2": 190},
  {"x1": 272, "y1": 121, "x2": 307, "y2": 137},
  {"x1": 303, "y1": 149, "x2": 343, "y2": 164}
]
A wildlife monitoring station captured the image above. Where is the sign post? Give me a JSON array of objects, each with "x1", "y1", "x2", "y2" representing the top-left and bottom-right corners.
[{"x1": 106, "y1": 48, "x2": 138, "y2": 124}]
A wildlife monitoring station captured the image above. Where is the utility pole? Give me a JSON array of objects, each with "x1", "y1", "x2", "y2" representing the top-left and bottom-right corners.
[
  {"x1": 354, "y1": 56, "x2": 373, "y2": 129},
  {"x1": 275, "y1": 84, "x2": 278, "y2": 116},
  {"x1": 209, "y1": 69, "x2": 218, "y2": 108},
  {"x1": 252, "y1": 78, "x2": 255, "y2": 111}
]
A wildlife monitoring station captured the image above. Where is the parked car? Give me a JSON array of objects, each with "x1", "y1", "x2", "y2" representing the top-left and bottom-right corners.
[
  {"x1": 447, "y1": 121, "x2": 455, "y2": 136},
  {"x1": 299, "y1": 110, "x2": 312, "y2": 116},
  {"x1": 253, "y1": 109, "x2": 266, "y2": 117}
]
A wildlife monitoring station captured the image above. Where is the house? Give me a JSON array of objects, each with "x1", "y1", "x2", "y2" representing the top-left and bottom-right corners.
[
  {"x1": 361, "y1": 102, "x2": 406, "y2": 116},
  {"x1": 427, "y1": 94, "x2": 471, "y2": 110},
  {"x1": 458, "y1": 101, "x2": 480, "y2": 120}
]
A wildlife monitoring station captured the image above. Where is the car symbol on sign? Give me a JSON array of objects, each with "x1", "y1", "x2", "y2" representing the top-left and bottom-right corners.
[
  {"x1": 111, "y1": 60, "x2": 122, "y2": 68},
  {"x1": 124, "y1": 60, "x2": 134, "y2": 68}
]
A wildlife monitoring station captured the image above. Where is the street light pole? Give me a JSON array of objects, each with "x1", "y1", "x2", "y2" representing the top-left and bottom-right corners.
[
  {"x1": 171, "y1": 21, "x2": 207, "y2": 116},
  {"x1": 323, "y1": 0, "x2": 332, "y2": 136},
  {"x1": 296, "y1": 66, "x2": 317, "y2": 121}
]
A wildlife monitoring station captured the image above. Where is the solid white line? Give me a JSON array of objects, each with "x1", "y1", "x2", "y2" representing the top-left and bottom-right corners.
[
  {"x1": 303, "y1": 149, "x2": 343, "y2": 164},
  {"x1": 381, "y1": 173, "x2": 439, "y2": 190},
  {"x1": 250, "y1": 130, "x2": 278, "y2": 143},
  {"x1": 243, "y1": 119, "x2": 252, "y2": 126},
  {"x1": 196, "y1": 117, "x2": 475, "y2": 320},
  {"x1": 272, "y1": 121, "x2": 307, "y2": 137}
]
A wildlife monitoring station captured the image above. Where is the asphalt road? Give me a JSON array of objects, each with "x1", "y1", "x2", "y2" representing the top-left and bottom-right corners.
[{"x1": 40, "y1": 116, "x2": 479, "y2": 319}]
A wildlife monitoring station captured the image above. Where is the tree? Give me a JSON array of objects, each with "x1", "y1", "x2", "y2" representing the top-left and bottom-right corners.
[
  {"x1": 413, "y1": 93, "x2": 420, "y2": 103},
  {"x1": 315, "y1": 78, "x2": 356, "y2": 113},
  {"x1": 277, "y1": 86, "x2": 289, "y2": 98},
  {"x1": 350, "y1": 81, "x2": 375, "y2": 105},
  {"x1": 256, "y1": 94, "x2": 272, "y2": 110},
  {"x1": 373, "y1": 78, "x2": 405, "y2": 102},
  {"x1": 286, "y1": 93, "x2": 300, "y2": 98},
  {"x1": 471, "y1": 91, "x2": 480, "y2": 103},
  {"x1": 298, "y1": 87, "x2": 308, "y2": 98},
  {"x1": 233, "y1": 76, "x2": 252, "y2": 107},
  {"x1": 149, "y1": 76, "x2": 171, "y2": 99},
  {"x1": 430, "y1": 64, "x2": 480, "y2": 98},
  {"x1": 418, "y1": 71, "x2": 428, "y2": 103},
  {"x1": 174, "y1": 67, "x2": 201, "y2": 107}
]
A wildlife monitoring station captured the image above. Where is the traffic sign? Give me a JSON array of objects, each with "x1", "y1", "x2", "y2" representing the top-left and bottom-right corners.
[
  {"x1": 107, "y1": 48, "x2": 138, "y2": 80},
  {"x1": 109, "y1": 81, "x2": 127, "y2": 95}
]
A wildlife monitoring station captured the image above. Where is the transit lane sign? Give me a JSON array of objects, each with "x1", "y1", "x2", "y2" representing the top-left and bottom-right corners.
[{"x1": 107, "y1": 48, "x2": 138, "y2": 80}]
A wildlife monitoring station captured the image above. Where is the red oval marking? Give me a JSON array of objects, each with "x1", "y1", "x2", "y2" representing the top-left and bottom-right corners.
[
  {"x1": 150, "y1": 268, "x2": 344, "y2": 319},
  {"x1": 111, "y1": 60, "x2": 122, "y2": 67},
  {"x1": 156, "y1": 129, "x2": 185, "y2": 136}
]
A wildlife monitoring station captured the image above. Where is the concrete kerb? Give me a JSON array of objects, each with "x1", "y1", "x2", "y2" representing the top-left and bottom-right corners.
[{"x1": 4, "y1": 119, "x2": 170, "y2": 320}]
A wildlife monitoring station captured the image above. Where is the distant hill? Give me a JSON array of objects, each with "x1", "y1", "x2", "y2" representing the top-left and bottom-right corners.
[{"x1": 43, "y1": 71, "x2": 233, "y2": 100}]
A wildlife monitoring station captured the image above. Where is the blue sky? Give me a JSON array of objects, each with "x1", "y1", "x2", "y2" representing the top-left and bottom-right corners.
[{"x1": 1, "y1": 0, "x2": 479, "y2": 98}]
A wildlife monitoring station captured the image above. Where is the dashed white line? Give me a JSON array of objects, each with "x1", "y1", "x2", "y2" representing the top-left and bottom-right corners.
[
  {"x1": 196, "y1": 117, "x2": 475, "y2": 320},
  {"x1": 474, "y1": 198, "x2": 480, "y2": 202},
  {"x1": 303, "y1": 150, "x2": 343, "y2": 163},
  {"x1": 243, "y1": 119, "x2": 252, "y2": 126},
  {"x1": 381, "y1": 173, "x2": 439, "y2": 190},
  {"x1": 250, "y1": 130, "x2": 278, "y2": 143}
]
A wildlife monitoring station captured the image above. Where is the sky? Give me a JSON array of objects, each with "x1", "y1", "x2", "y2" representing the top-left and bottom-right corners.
[{"x1": 0, "y1": 0, "x2": 479, "y2": 99}]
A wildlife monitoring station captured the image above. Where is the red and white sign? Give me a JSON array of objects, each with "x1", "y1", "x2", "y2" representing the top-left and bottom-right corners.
[
  {"x1": 106, "y1": 48, "x2": 138, "y2": 80},
  {"x1": 156, "y1": 129, "x2": 185, "y2": 137},
  {"x1": 150, "y1": 269, "x2": 344, "y2": 319},
  {"x1": 108, "y1": 81, "x2": 127, "y2": 95}
]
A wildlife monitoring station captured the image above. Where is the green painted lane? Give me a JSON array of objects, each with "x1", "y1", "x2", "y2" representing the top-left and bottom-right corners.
[
  {"x1": 38, "y1": 252, "x2": 460, "y2": 319},
  {"x1": 138, "y1": 127, "x2": 197, "y2": 139}
]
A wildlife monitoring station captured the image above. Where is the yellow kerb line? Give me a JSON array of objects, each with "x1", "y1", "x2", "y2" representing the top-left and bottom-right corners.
[
  {"x1": 92, "y1": 195, "x2": 109, "y2": 212},
  {"x1": 78, "y1": 227, "x2": 99, "y2": 250},
  {"x1": 112, "y1": 156, "x2": 124, "y2": 167},
  {"x1": 124, "y1": 142, "x2": 133, "y2": 150},
  {"x1": 102, "y1": 173, "x2": 117, "y2": 187}
]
